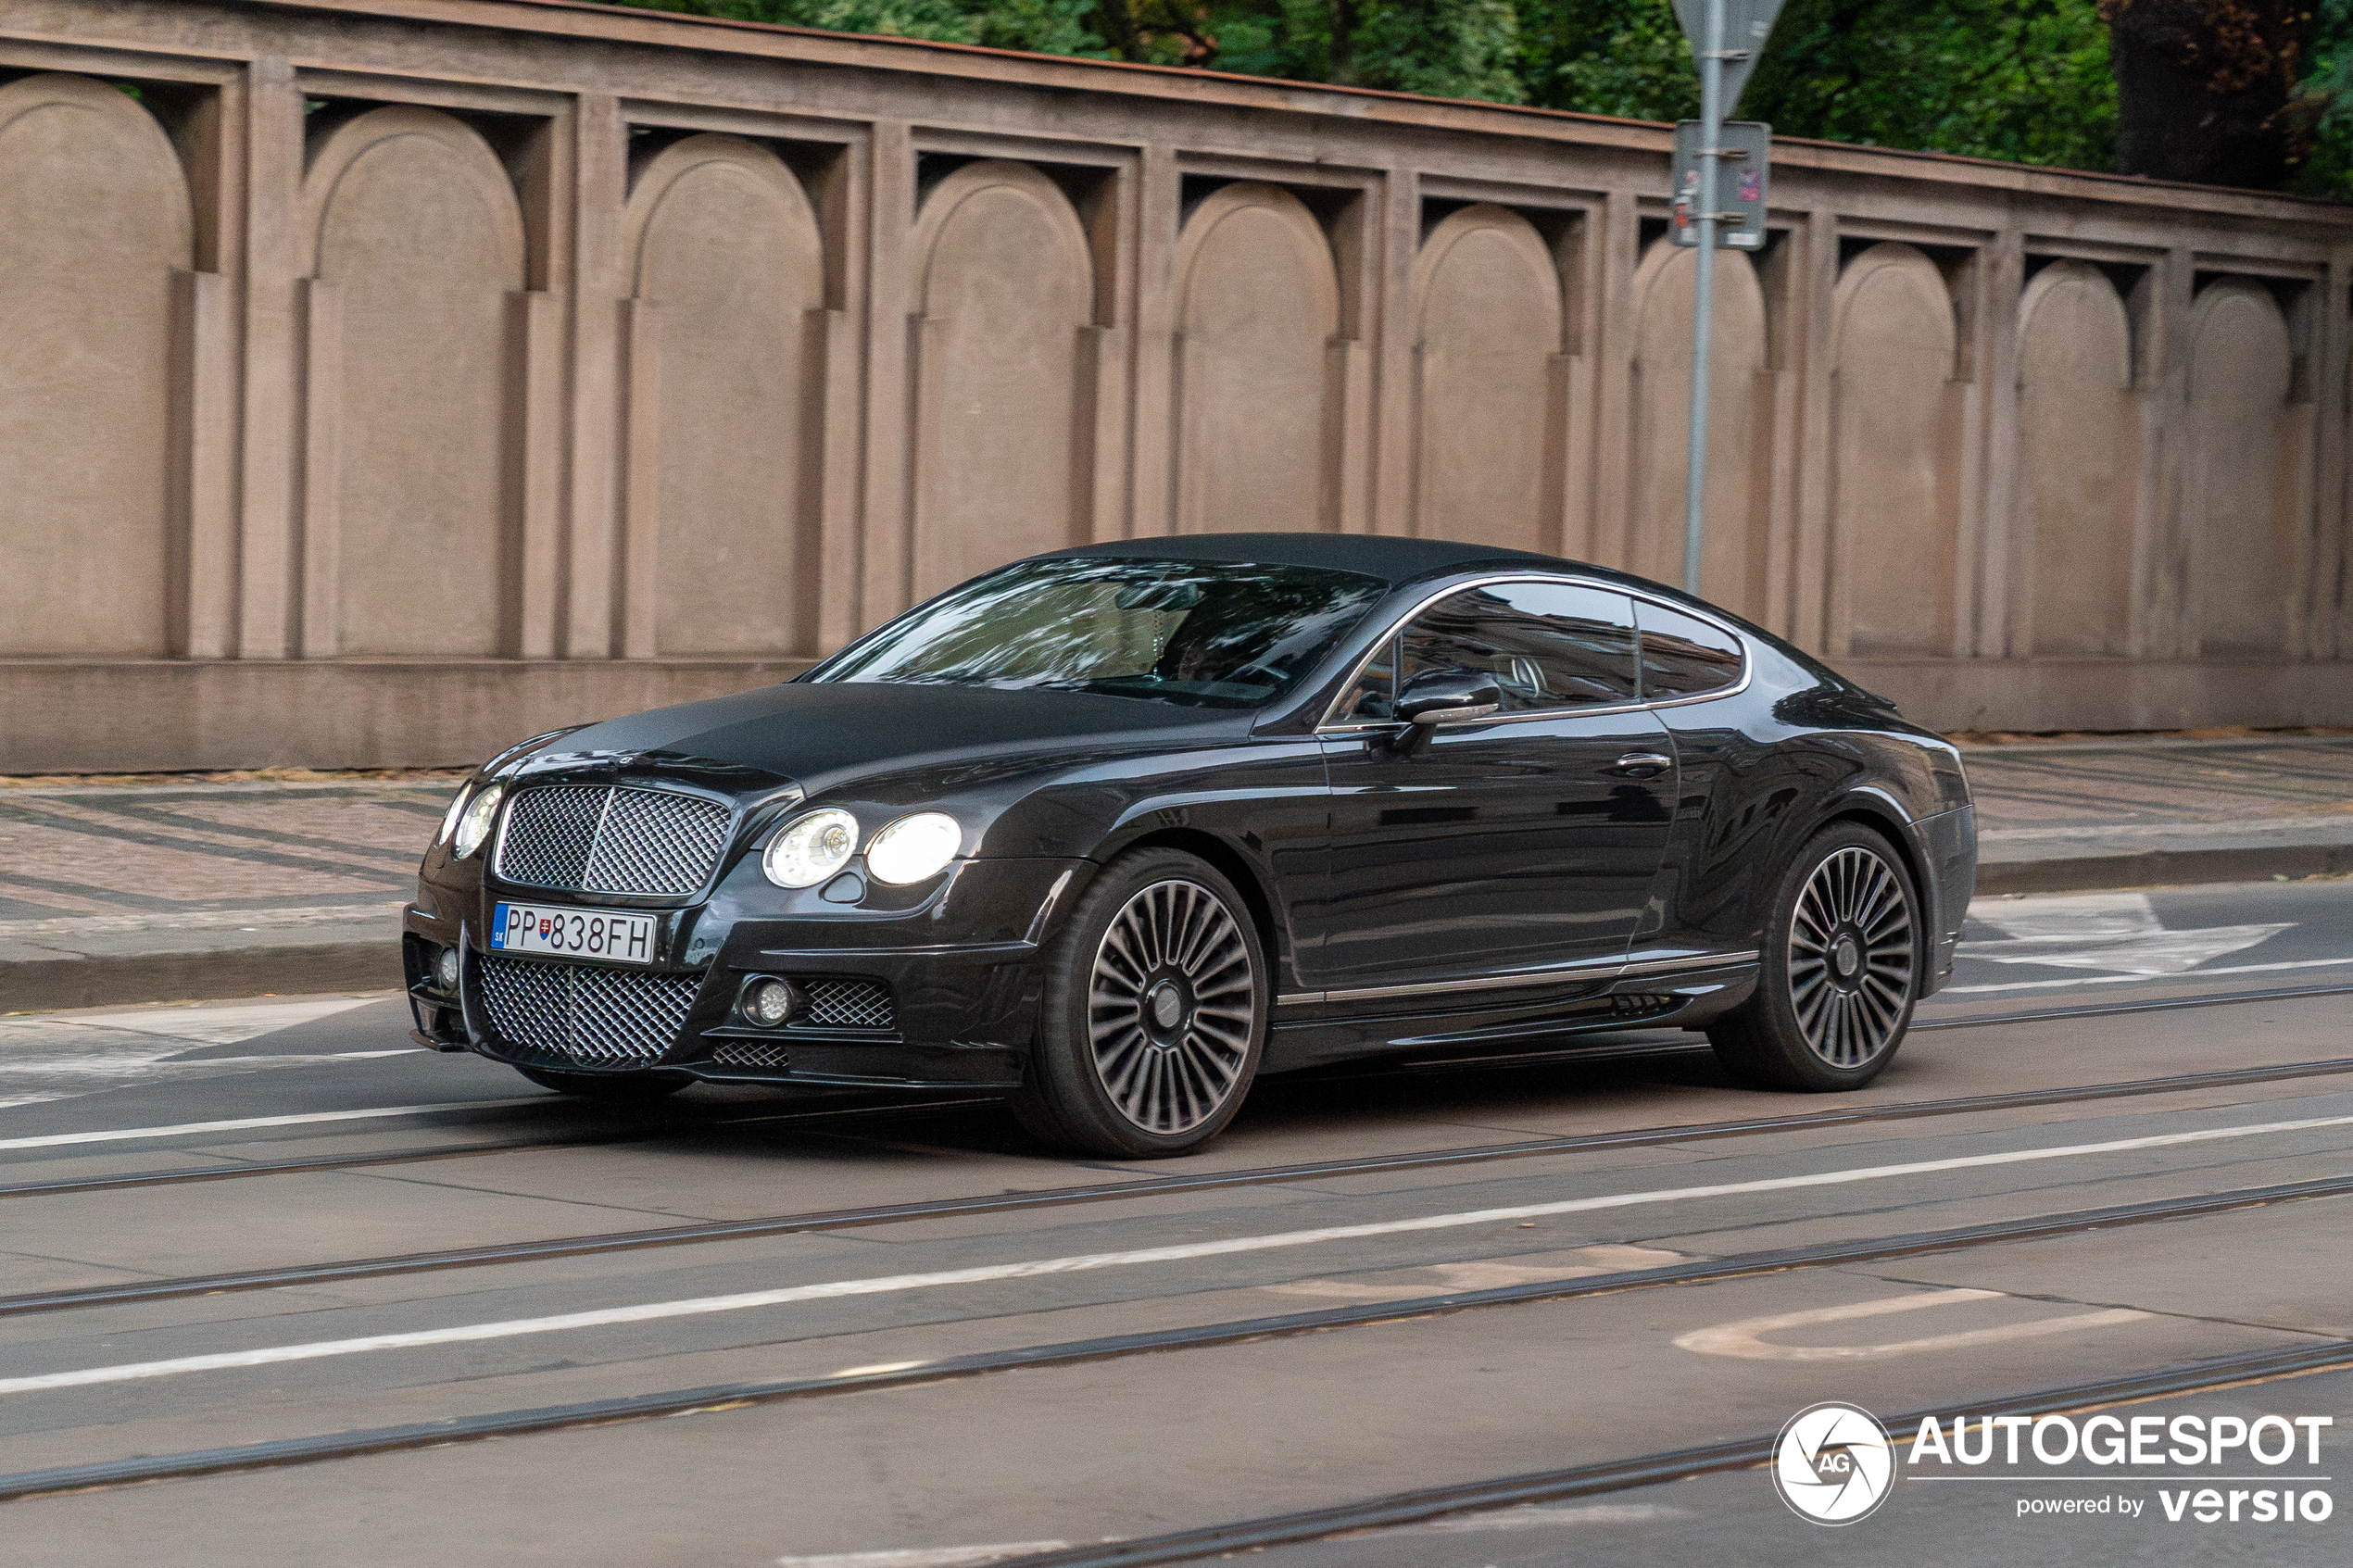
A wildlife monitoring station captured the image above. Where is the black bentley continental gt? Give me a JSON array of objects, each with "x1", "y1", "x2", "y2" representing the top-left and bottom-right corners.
[{"x1": 406, "y1": 534, "x2": 1977, "y2": 1157}]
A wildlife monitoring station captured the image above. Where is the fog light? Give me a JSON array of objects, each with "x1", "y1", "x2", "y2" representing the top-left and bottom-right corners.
[
  {"x1": 434, "y1": 947, "x2": 461, "y2": 993},
  {"x1": 741, "y1": 976, "x2": 799, "y2": 1029}
]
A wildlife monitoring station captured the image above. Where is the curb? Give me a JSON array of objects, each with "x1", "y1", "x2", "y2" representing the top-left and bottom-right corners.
[
  {"x1": 1976, "y1": 841, "x2": 2353, "y2": 895},
  {"x1": 2, "y1": 942, "x2": 403, "y2": 1014}
]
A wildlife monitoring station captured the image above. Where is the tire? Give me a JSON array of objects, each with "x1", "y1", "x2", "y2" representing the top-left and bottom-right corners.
[
  {"x1": 1011, "y1": 848, "x2": 1269, "y2": 1158},
  {"x1": 515, "y1": 1065, "x2": 691, "y2": 1100},
  {"x1": 1706, "y1": 821, "x2": 1922, "y2": 1092}
]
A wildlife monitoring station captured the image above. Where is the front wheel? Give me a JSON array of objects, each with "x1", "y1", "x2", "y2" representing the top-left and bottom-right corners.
[
  {"x1": 1012, "y1": 848, "x2": 1268, "y2": 1158},
  {"x1": 1707, "y1": 822, "x2": 1920, "y2": 1091}
]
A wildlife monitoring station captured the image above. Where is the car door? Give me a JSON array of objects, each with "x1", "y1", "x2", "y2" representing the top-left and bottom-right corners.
[{"x1": 1302, "y1": 579, "x2": 1679, "y2": 995}]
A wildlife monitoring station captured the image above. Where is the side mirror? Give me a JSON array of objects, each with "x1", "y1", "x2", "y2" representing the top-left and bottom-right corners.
[
  {"x1": 1383, "y1": 668, "x2": 1501, "y2": 757},
  {"x1": 1397, "y1": 667, "x2": 1502, "y2": 726}
]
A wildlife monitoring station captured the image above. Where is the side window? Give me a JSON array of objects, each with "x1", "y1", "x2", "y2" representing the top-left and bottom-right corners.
[
  {"x1": 1637, "y1": 602, "x2": 1745, "y2": 699},
  {"x1": 1378, "y1": 582, "x2": 1640, "y2": 715}
]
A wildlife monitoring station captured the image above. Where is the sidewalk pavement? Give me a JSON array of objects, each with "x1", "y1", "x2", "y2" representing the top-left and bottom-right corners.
[{"x1": 2, "y1": 737, "x2": 2349, "y2": 1013}]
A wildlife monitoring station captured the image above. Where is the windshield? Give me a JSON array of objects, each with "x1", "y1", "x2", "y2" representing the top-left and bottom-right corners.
[{"x1": 808, "y1": 557, "x2": 1388, "y2": 710}]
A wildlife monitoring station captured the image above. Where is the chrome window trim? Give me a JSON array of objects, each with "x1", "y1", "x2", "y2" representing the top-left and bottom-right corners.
[
  {"x1": 1277, "y1": 948, "x2": 1761, "y2": 1009},
  {"x1": 1313, "y1": 572, "x2": 1755, "y2": 734}
]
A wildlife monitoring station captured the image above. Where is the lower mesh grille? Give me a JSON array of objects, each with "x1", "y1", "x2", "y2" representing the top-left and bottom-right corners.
[
  {"x1": 476, "y1": 955, "x2": 701, "y2": 1066},
  {"x1": 796, "y1": 978, "x2": 894, "y2": 1031},
  {"x1": 711, "y1": 1040, "x2": 793, "y2": 1070}
]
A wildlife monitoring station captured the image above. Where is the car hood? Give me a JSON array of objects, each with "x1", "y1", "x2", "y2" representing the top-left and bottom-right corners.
[{"x1": 517, "y1": 681, "x2": 1246, "y2": 799}]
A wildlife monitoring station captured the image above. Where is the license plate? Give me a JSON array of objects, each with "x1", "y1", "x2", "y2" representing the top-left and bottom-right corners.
[{"x1": 490, "y1": 903, "x2": 659, "y2": 965}]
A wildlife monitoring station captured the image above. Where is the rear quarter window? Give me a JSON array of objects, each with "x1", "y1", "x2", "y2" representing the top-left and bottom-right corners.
[{"x1": 1637, "y1": 603, "x2": 1744, "y2": 700}]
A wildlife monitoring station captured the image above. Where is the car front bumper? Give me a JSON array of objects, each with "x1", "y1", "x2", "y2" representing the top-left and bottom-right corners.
[{"x1": 403, "y1": 857, "x2": 1094, "y2": 1091}]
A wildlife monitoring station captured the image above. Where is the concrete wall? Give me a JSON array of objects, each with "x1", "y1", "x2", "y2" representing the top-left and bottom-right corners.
[{"x1": 2, "y1": 0, "x2": 2350, "y2": 771}]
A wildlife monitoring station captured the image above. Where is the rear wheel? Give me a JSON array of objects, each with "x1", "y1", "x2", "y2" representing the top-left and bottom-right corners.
[
  {"x1": 515, "y1": 1065, "x2": 691, "y2": 1100},
  {"x1": 1012, "y1": 848, "x2": 1267, "y2": 1158},
  {"x1": 1707, "y1": 822, "x2": 1920, "y2": 1091}
]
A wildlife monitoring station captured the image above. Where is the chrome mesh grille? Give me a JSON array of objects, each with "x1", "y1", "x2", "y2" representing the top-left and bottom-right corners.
[
  {"x1": 796, "y1": 978, "x2": 895, "y2": 1031},
  {"x1": 493, "y1": 787, "x2": 602, "y2": 889},
  {"x1": 711, "y1": 1040, "x2": 793, "y2": 1070},
  {"x1": 476, "y1": 955, "x2": 701, "y2": 1066},
  {"x1": 495, "y1": 786, "x2": 732, "y2": 897}
]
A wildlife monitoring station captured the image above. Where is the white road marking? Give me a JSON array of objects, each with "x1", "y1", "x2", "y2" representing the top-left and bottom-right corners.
[
  {"x1": 0, "y1": 1098, "x2": 548, "y2": 1151},
  {"x1": 1420, "y1": 1502, "x2": 1689, "y2": 1532},
  {"x1": 60, "y1": 997, "x2": 378, "y2": 1044},
  {"x1": 1264, "y1": 1245, "x2": 1688, "y2": 1302},
  {"x1": 5, "y1": 1111, "x2": 2347, "y2": 1399},
  {"x1": 1672, "y1": 1287, "x2": 2148, "y2": 1361},
  {"x1": 1960, "y1": 891, "x2": 2292, "y2": 976},
  {"x1": 0, "y1": 996, "x2": 406, "y2": 1109},
  {"x1": 774, "y1": 1545, "x2": 1074, "y2": 1567},
  {"x1": 1944, "y1": 955, "x2": 2353, "y2": 994}
]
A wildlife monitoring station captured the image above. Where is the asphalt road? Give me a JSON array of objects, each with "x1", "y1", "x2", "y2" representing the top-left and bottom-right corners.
[{"x1": 1, "y1": 877, "x2": 2349, "y2": 1567}]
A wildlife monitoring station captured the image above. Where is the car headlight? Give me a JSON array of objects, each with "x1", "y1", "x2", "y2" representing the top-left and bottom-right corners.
[
  {"x1": 865, "y1": 812, "x2": 962, "y2": 886},
  {"x1": 437, "y1": 784, "x2": 472, "y2": 847},
  {"x1": 452, "y1": 783, "x2": 505, "y2": 859},
  {"x1": 763, "y1": 809, "x2": 860, "y2": 888}
]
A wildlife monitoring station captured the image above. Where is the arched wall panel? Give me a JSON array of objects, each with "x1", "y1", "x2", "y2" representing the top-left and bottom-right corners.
[
  {"x1": 1173, "y1": 183, "x2": 1340, "y2": 534},
  {"x1": 0, "y1": 73, "x2": 191, "y2": 657},
  {"x1": 2017, "y1": 261, "x2": 2136, "y2": 657},
  {"x1": 909, "y1": 160, "x2": 1094, "y2": 601},
  {"x1": 1830, "y1": 243, "x2": 1958, "y2": 658},
  {"x1": 2182, "y1": 281, "x2": 2298, "y2": 658},
  {"x1": 625, "y1": 135, "x2": 825, "y2": 656},
  {"x1": 1628, "y1": 239, "x2": 1766, "y2": 610},
  {"x1": 1409, "y1": 206, "x2": 1561, "y2": 553},
  {"x1": 302, "y1": 106, "x2": 525, "y2": 657}
]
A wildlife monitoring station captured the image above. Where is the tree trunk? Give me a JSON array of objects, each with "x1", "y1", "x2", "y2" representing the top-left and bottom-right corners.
[{"x1": 2100, "y1": 0, "x2": 2319, "y2": 188}]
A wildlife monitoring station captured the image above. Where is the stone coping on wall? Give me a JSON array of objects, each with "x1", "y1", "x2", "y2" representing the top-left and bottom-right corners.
[{"x1": 252, "y1": 0, "x2": 2353, "y2": 225}]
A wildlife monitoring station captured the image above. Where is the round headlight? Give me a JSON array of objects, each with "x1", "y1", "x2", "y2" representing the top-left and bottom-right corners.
[
  {"x1": 763, "y1": 809, "x2": 859, "y2": 888},
  {"x1": 865, "y1": 812, "x2": 962, "y2": 886},
  {"x1": 452, "y1": 782, "x2": 505, "y2": 859},
  {"x1": 437, "y1": 784, "x2": 472, "y2": 847}
]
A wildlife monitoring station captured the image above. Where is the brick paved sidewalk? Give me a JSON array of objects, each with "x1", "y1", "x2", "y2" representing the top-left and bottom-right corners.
[
  {"x1": 2, "y1": 738, "x2": 2349, "y2": 1010},
  {"x1": 1962, "y1": 734, "x2": 2353, "y2": 891},
  {"x1": 0, "y1": 775, "x2": 459, "y2": 1010}
]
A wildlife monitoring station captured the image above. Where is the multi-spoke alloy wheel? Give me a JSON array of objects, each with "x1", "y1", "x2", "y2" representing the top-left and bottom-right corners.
[
  {"x1": 1013, "y1": 848, "x2": 1268, "y2": 1157},
  {"x1": 1786, "y1": 845, "x2": 1915, "y2": 1068},
  {"x1": 1707, "y1": 823, "x2": 1921, "y2": 1092},
  {"x1": 1087, "y1": 879, "x2": 1258, "y2": 1135}
]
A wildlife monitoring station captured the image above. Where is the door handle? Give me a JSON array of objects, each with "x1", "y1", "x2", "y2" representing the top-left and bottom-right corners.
[{"x1": 1610, "y1": 752, "x2": 1673, "y2": 779}]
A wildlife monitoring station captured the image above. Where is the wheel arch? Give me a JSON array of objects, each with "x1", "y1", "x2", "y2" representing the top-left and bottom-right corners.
[
  {"x1": 1113, "y1": 826, "x2": 1289, "y2": 985},
  {"x1": 1808, "y1": 792, "x2": 1935, "y2": 970}
]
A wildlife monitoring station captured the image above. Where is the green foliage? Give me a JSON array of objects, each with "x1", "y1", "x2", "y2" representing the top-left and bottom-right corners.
[
  {"x1": 1743, "y1": 0, "x2": 2117, "y2": 170},
  {"x1": 2299, "y1": 0, "x2": 2353, "y2": 197},
  {"x1": 1516, "y1": 0, "x2": 1696, "y2": 121},
  {"x1": 612, "y1": 0, "x2": 2353, "y2": 193}
]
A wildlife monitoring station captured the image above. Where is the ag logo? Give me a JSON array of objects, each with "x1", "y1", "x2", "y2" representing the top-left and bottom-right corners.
[{"x1": 1772, "y1": 1402, "x2": 1895, "y2": 1524}]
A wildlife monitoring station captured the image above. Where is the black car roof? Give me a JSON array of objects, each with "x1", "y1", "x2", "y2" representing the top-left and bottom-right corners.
[{"x1": 1045, "y1": 533, "x2": 1586, "y2": 587}]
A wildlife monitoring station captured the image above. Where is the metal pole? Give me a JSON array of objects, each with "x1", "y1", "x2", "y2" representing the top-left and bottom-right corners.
[{"x1": 1682, "y1": 0, "x2": 1725, "y2": 596}]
